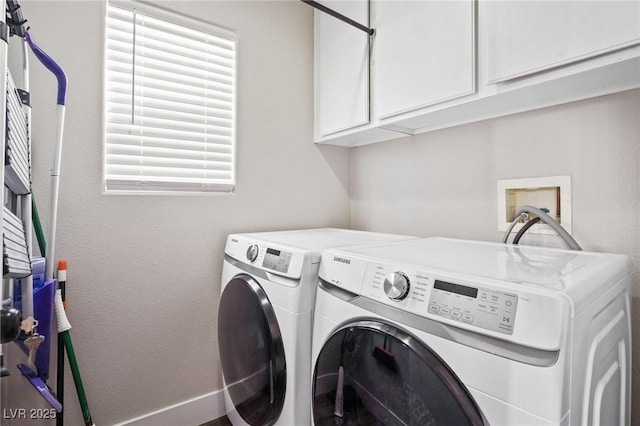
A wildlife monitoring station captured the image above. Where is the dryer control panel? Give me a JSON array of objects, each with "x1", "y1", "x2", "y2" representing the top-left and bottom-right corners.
[
  {"x1": 427, "y1": 280, "x2": 518, "y2": 335},
  {"x1": 226, "y1": 235, "x2": 305, "y2": 280},
  {"x1": 262, "y1": 247, "x2": 293, "y2": 273}
]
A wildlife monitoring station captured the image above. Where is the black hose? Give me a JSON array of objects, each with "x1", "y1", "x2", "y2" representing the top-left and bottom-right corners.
[{"x1": 513, "y1": 217, "x2": 541, "y2": 245}]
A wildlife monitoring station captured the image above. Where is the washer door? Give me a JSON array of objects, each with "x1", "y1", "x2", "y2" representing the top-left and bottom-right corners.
[
  {"x1": 313, "y1": 320, "x2": 486, "y2": 426},
  {"x1": 218, "y1": 274, "x2": 286, "y2": 426}
]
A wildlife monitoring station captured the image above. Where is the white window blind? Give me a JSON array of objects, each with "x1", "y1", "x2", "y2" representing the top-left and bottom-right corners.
[{"x1": 104, "y1": 3, "x2": 236, "y2": 192}]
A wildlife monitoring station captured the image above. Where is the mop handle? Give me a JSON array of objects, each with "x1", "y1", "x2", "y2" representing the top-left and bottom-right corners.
[
  {"x1": 24, "y1": 31, "x2": 67, "y2": 105},
  {"x1": 24, "y1": 31, "x2": 67, "y2": 281}
]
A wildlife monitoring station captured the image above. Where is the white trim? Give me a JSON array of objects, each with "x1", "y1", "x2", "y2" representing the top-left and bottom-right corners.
[{"x1": 113, "y1": 389, "x2": 226, "y2": 426}]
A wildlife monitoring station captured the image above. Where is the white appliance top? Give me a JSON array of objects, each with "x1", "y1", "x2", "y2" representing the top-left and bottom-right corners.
[
  {"x1": 233, "y1": 228, "x2": 415, "y2": 253},
  {"x1": 319, "y1": 237, "x2": 630, "y2": 349},
  {"x1": 225, "y1": 228, "x2": 417, "y2": 280},
  {"x1": 324, "y1": 237, "x2": 629, "y2": 293}
]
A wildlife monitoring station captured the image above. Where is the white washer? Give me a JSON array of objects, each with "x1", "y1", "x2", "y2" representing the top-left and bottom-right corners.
[
  {"x1": 218, "y1": 228, "x2": 416, "y2": 426},
  {"x1": 312, "y1": 238, "x2": 632, "y2": 426}
]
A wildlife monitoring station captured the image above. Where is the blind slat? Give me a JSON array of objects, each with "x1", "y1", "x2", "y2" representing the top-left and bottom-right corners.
[
  {"x1": 135, "y1": 16, "x2": 235, "y2": 53},
  {"x1": 107, "y1": 82, "x2": 233, "y2": 109},
  {"x1": 108, "y1": 102, "x2": 232, "y2": 123},
  {"x1": 134, "y1": 33, "x2": 235, "y2": 67},
  {"x1": 107, "y1": 143, "x2": 233, "y2": 160},
  {"x1": 106, "y1": 154, "x2": 233, "y2": 171},
  {"x1": 106, "y1": 98, "x2": 232, "y2": 122},
  {"x1": 106, "y1": 164, "x2": 231, "y2": 179},
  {"x1": 106, "y1": 133, "x2": 233, "y2": 151},
  {"x1": 107, "y1": 109, "x2": 232, "y2": 129},
  {"x1": 105, "y1": 180, "x2": 233, "y2": 193},
  {"x1": 130, "y1": 50, "x2": 234, "y2": 82},
  {"x1": 105, "y1": 3, "x2": 235, "y2": 193},
  {"x1": 109, "y1": 72, "x2": 234, "y2": 99},
  {"x1": 106, "y1": 122, "x2": 232, "y2": 140}
]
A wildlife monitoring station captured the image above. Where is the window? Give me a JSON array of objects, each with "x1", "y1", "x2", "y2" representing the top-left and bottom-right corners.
[{"x1": 104, "y1": 2, "x2": 236, "y2": 193}]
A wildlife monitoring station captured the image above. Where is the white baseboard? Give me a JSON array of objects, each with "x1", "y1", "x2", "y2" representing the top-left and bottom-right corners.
[{"x1": 114, "y1": 389, "x2": 226, "y2": 426}]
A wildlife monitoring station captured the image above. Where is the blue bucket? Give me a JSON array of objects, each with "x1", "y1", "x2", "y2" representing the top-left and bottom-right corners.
[{"x1": 14, "y1": 279, "x2": 56, "y2": 381}]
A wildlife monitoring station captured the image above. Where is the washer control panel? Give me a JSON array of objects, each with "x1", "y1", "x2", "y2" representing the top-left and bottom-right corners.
[
  {"x1": 362, "y1": 264, "x2": 518, "y2": 336},
  {"x1": 261, "y1": 247, "x2": 292, "y2": 273},
  {"x1": 427, "y1": 280, "x2": 518, "y2": 335}
]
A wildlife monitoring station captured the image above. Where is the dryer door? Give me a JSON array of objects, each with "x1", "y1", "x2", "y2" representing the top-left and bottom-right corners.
[
  {"x1": 313, "y1": 320, "x2": 486, "y2": 426},
  {"x1": 218, "y1": 274, "x2": 286, "y2": 426}
]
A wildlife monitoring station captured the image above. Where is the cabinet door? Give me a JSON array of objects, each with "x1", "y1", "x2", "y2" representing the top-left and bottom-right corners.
[
  {"x1": 374, "y1": 0, "x2": 475, "y2": 120},
  {"x1": 315, "y1": 0, "x2": 370, "y2": 137},
  {"x1": 486, "y1": 1, "x2": 640, "y2": 83}
]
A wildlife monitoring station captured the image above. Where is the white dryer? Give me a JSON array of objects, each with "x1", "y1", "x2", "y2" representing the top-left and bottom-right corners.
[
  {"x1": 218, "y1": 228, "x2": 416, "y2": 426},
  {"x1": 312, "y1": 238, "x2": 632, "y2": 426}
]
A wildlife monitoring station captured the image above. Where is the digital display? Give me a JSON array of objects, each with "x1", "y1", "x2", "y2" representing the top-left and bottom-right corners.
[
  {"x1": 434, "y1": 280, "x2": 478, "y2": 298},
  {"x1": 262, "y1": 247, "x2": 291, "y2": 273},
  {"x1": 266, "y1": 248, "x2": 281, "y2": 256}
]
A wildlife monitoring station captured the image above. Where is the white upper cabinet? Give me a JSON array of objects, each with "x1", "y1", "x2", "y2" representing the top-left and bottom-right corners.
[
  {"x1": 374, "y1": 0, "x2": 475, "y2": 120},
  {"x1": 486, "y1": 1, "x2": 640, "y2": 83},
  {"x1": 314, "y1": 0, "x2": 370, "y2": 137},
  {"x1": 312, "y1": 0, "x2": 640, "y2": 146}
]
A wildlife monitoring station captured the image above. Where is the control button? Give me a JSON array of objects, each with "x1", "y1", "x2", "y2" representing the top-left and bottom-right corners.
[
  {"x1": 440, "y1": 307, "x2": 450, "y2": 316},
  {"x1": 383, "y1": 271, "x2": 410, "y2": 301},
  {"x1": 451, "y1": 311, "x2": 462, "y2": 320},
  {"x1": 462, "y1": 314, "x2": 474, "y2": 323},
  {"x1": 246, "y1": 244, "x2": 259, "y2": 262},
  {"x1": 429, "y1": 305, "x2": 440, "y2": 313},
  {"x1": 505, "y1": 300, "x2": 513, "y2": 307},
  {"x1": 501, "y1": 315, "x2": 512, "y2": 325}
]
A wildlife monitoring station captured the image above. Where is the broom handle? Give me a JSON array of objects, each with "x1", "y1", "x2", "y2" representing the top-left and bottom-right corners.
[
  {"x1": 62, "y1": 331, "x2": 94, "y2": 426},
  {"x1": 32, "y1": 197, "x2": 46, "y2": 256}
]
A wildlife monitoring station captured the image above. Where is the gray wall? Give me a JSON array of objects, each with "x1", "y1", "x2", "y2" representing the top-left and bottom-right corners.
[
  {"x1": 351, "y1": 88, "x2": 640, "y2": 424},
  {"x1": 3, "y1": 1, "x2": 349, "y2": 424}
]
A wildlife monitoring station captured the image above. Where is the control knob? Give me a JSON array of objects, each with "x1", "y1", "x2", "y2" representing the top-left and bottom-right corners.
[
  {"x1": 246, "y1": 244, "x2": 259, "y2": 262},
  {"x1": 383, "y1": 271, "x2": 410, "y2": 301}
]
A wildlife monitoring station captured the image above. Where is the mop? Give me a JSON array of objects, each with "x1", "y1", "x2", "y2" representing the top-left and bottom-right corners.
[{"x1": 21, "y1": 30, "x2": 96, "y2": 426}]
